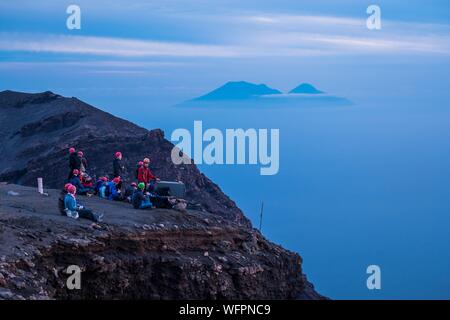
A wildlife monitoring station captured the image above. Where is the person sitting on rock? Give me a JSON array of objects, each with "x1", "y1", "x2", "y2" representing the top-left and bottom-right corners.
[
  {"x1": 137, "y1": 158, "x2": 159, "y2": 192},
  {"x1": 58, "y1": 183, "x2": 73, "y2": 215},
  {"x1": 106, "y1": 177, "x2": 123, "y2": 201},
  {"x1": 124, "y1": 182, "x2": 137, "y2": 203},
  {"x1": 131, "y1": 182, "x2": 152, "y2": 209},
  {"x1": 81, "y1": 172, "x2": 93, "y2": 188},
  {"x1": 69, "y1": 169, "x2": 93, "y2": 195},
  {"x1": 94, "y1": 176, "x2": 108, "y2": 195},
  {"x1": 64, "y1": 185, "x2": 103, "y2": 222}
]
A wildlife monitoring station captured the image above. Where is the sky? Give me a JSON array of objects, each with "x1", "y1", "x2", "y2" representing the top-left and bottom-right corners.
[{"x1": 1, "y1": 0, "x2": 450, "y2": 105}]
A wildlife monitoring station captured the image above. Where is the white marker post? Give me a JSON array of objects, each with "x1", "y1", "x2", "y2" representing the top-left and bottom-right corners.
[{"x1": 37, "y1": 177, "x2": 44, "y2": 194}]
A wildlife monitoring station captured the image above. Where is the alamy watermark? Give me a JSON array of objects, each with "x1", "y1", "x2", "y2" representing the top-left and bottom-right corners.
[
  {"x1": 366, "y1": 265, "x2": 381, "y2": 290},
  {"x1": 170, "y1": 121, "x2": 279, "y2": 176},
  {"x1": 66, "y1": 4, "x2": 81, "y2": 30},
  {"x1": 366, "y1": 5, "x2": 382, "y2": 30},
  {"x1": 66, "y1": 265, "x2": 82, "y2": 290}
]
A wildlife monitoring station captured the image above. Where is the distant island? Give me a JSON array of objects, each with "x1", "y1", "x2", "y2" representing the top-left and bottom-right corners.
[
  {"x1": 289, "y1": 83, "x2": 324, "y2": 94},
  {"x1": 193, "y1": 81, "x2": 281, "y2": 101},
  {"x1": 180, "y1": 81, "x2": 351, "y2": 107}
]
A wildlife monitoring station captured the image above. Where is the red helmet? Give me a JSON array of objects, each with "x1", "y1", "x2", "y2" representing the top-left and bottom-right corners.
[
  {"x1": 101, "y1": 176, "x2": 108, "y2": 182},
  {"x1": 64, "y1": 183, "x2": 73, "y2": 191},
  {"x1": 112, "y1": 177, "x2": 121, "y2": 184},
  {"x1": 72, "y1": 169, "x2": 79, "y2": 175},
  {"x1": 77, "y1": 151, "x2": 83, "y2": 156},
  {"x1": 69, "y1": 147, "x2": 75, "y2": 154},
  {"x1": 131, "y1": 182, "x2": 137, "y2": 187},
  {"x1": 115, "y1": 151, "x2": 122, "y2": 158},
  {"x1": 67, "y1": 185, "x2": 76, "y2": 194}
]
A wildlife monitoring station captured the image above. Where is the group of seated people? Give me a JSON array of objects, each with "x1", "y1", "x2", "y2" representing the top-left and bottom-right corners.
[{"x1": 60, "y1": 150, "x2": 184, "y2": 222}]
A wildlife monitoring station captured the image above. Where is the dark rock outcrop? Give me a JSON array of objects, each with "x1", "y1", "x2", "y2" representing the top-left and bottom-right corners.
[{"x1": 0, "y1": 90, "x2": 248, "y2": 226}]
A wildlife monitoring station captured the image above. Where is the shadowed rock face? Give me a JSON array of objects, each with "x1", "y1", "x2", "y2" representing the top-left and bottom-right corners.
[{"x1": 0, "y1": 90, "x2": 249, "y2": 226}]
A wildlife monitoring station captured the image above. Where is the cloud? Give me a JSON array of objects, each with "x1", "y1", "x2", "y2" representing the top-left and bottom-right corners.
[
  {"x1": 0, "y1": 33, "x2": 239, "y2": 58},
  {"x1": 1, "y1": 13, "x2": 449, "y2": 59}
]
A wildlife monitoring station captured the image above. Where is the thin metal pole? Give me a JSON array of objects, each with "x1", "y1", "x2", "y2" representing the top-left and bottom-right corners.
[{"x1": 259, "y1": 201, "x2": 264, "y2": 232}]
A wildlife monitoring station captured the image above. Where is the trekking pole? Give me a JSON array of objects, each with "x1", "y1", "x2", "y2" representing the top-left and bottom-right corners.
[{"x1": 259, "y1": 201, "x2": 264, "y2": 232}]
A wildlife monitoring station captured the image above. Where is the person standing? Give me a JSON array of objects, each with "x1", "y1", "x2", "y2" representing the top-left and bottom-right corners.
[
  {"x1": 113, "y1": 151, "x2": 124, "y2": 190},
  {"x1": 137, "y1": 158, "x2": 159, "y2": 192},
  {"x1": 77, "y1": 151, "x2": 88, "y2": 173},
  {"x1": 68, "y1": 147, "x2": 78, "y2": 180}
]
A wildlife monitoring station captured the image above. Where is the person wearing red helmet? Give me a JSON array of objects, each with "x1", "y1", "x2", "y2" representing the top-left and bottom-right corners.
[
  {"x1": 113, "y1": 151, "x2": 124, "y2": 190},
  {"x1": 69, "y1": 169, "x2": 93, "y2": 195},
  {"x1": 64, "y1": 185, "x2": 103, "y2": 222},
  {"x1": 58, "y1": 183, "x2": 74, "y2": 215},
  {"x1": 77, "y1": 150, "x2": 88, "y2": 173},
  {"x1": 137, "y1": 157, "x2": 159, "y2": 192},
  {"x1": 68, "y1": 147, "x2": 78, "y2": 180},
  {"x1": 105, "y1": 177, "x2": 123, "y2": 201},
  {"x1": 94, "y1": 176, "x2": 108, "y2": 195},
  {"x1": 124, "y1": 182, "x2": 138, "y2": 203},
  {"x1": 135, "y1": 161, "x2": 144, "y2": 180}
]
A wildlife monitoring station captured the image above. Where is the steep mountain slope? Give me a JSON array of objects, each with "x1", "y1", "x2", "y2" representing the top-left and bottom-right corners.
[{"x1": 0, "y1": 90, "x2": 248, "y2": 226}]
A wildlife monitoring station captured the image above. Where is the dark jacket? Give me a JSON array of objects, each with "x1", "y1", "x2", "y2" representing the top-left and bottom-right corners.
[
  {"x1": 69, "y1": 153, "x2": 78, "y2": 170},
  {"x1": 124, "y1": 186, "x2": 137, "y2": 199},
  {"x1": 113, "y1": 158, "x2": 124, "y2": 178},
  {"x1": 69, "y1": 176, "x2": 84, "y2": 192},
  {"x1": 131, "y1": 189, "x2": 146, "y2": 209}
]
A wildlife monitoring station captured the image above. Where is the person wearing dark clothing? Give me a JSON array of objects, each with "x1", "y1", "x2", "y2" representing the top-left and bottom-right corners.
[
  {"x1": 135, "y1": 161, "x2": 143, "y2": 179},
  {"x1": 68, "y1": 147, "x2": 78, "y2": 180},
  {"x1": 124, "y1": 182, "x2": 137, "y2": 202},
  {"x1": 112, "y1": 151, "x2": 124, "y2": 190},
  {"x1": 149, "y1": 193, "x2": 173, "y2": 209},
  {"x1": 106, "y1": 177, "x2": 123, "y2": 201},
  {"x1": 113, "y1": 152, "x2": 124, "y2": 177},
  {"x1": 131, "y1": 183, "x2": 152, "y2": 209},
  {"x1": 58, "y1": 183, "x2": 73, "y2": 215},
  {"x1": 69, "y1": 170, "x2": 93, "y2": 195},
  {"x1": 94, "y1": 177, "x2": 108, "y2": 194},
  {"x1": 64, "y1": 185, "x2": 103, "y2": 222}
]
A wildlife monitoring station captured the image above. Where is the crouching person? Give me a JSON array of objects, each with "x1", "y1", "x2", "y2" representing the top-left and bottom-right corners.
[
  {"x1": 131, "y1": 183, "x2": 152, "y2": 209},
  {"x1": 70, "y1": 169, "x2": 94, "y2": 195},
  {"x1": 124, "y1": 182, "x2": 137, "y2": 203},
  {"x1": 64, "y1": 185, "x2": 104, "y2": 222},
  {"x1": 106, "y1": 177, "x2": 123, "y2": 201}
]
